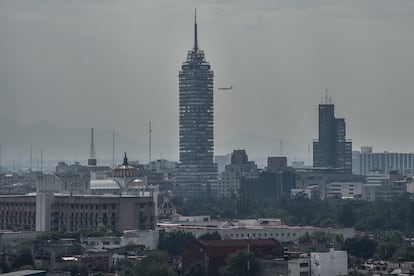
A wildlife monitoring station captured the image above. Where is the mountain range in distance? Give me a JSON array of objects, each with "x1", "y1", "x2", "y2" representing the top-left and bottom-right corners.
[{"x1": 0, "y1": 114, "x2": 307, "y2": 168}]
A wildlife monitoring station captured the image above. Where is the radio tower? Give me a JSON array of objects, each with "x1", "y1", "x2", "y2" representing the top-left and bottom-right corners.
[
  {"x1": 40, "y1": 148, "x2": 43, "y2": 173},
  {"x1": 112, "y1": 130, "x2": 115, "y2": 168},
  {"x1": 30, "y1": 145, "x2": 33, "y2": 172},
  {"x1": 88, "y1": 128, "x2": 97, "y2": 166},
  {"x1": 149, "y1": 121, "x2": 152, "y2": 164}
]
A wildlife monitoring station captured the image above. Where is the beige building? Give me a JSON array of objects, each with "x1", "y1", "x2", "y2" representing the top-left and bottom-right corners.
[
  {"x1": 218, "y1": 150, "x2": 258, "y2": 198},
  {"x1": 0, "y1": 193, "x2": 156, "y2": 233}
]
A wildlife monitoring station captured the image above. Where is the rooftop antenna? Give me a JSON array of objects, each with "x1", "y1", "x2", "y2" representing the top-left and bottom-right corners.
[
  {"x1": 280, "y1": 140, "x2": 283, "y2": 156},
  {"x1": 194, "y1": 9, "x2": 198, "y2": 50},
  {"x1": 149, "y1": 121, "x2": 152, "y2": 164},
  {"x1": 324, "y1": 89, "x2": 329, "y2": 104},
  {"x1": 30, "y1": 145, "x2": 33, "y2": 172},
  {"x1": 0, "y1": 142, "x2": 2, "y2": 172},
  {"x1": 40, "y1": 148, "x2": 43, "y2": 173},
  {"x1": 308, "y1": 144, "x2": 311, "y2": 165},
  {"x1": 18, "y1": 153, "x2": 21, "y2": 173},
  {"x1": 88, "y1": 128, "x2": 97, "y2": 166},
  {"x1": 112, "y1": 130, "x2": 115, "y2": 169}
]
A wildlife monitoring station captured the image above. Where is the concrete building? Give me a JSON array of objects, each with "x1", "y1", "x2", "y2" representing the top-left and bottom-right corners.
[
  {"x1": 37, "y1": 173, "x2": 90, "y2": 194},
  {"x1": 266, "y1": 157, "x2": 288, "y2": 172},
  {"x1": 82, "y1": 230, "x2": 159, "y2": 251},
  {"x1": 288, "y1": 257, "x2": 311, "y2": 276},
  {"x1": 322, "y1": 181, "x2": 363, "y2": 199},
  {"x1": 0, "y1": 192, "x2": 156, "y2": 232},
  {"x1": 362, "y1": 170, "x2": 408, "y2": 201},
  {"x1": 159, "y1": 218, "x2": 355, "y2": 243},
  {"x1": 310, "y1": 250, "x2": 348, "y2": 276},
  {"x1": 218, "y1": 150, "x2": 258, "y2": 198},
  {"x1": 354, "y1": 147, "x2": 414, "y2": 176},
  {"x1": 241, "y1": 157, "x2": 295, "y2": 200},
  {"x1": 174, "y1": 12, "x2": 218, "y2": 198},
  {"x1": 215, "y1": 154, "x2": 231, "y2": 174},
  {"x1": 313, "y1": 97, "x2": 352, "y2": 174}
]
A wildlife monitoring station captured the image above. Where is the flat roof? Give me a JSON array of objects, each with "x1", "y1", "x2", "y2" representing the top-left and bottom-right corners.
[{"x1": 0, "y1": 270, "x2": 46, "y2": 276}]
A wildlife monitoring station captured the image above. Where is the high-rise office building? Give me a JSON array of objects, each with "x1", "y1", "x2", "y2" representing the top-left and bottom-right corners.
[
  {"x1": 313, "y1": 97, "x2": 352, "y2": 173},
  {"x1": 174, "y1": 12, "x2": 218, "y2": 198}
]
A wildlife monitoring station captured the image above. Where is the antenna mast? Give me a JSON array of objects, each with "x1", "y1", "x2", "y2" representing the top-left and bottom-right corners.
[
  {"x1": 112, "y1": 130, "x2": 115, "y2": 169},
  {"x1": 0, "y1": 142, "x2": 2, "y2": 172},
  {"x1": 149, "y1": 121, "x2": 152, "y2": 164},
  {"x1": 194, "y1": 9, "x2": 198, "y2": 50},
  {"x1": 30, "y1": 145, "x2": 33, "y2": 172},
  {"x1": 280, "y1": 140, "x2": 283, "y2": 156},
  {"x1": 40, "y1": 148, "x2": 43, "y2": 173},
  {"x1": 88, "y1": 128, "x2": 97, "y2": 166}
]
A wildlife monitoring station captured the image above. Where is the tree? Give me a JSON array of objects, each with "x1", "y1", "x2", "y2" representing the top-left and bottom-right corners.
[
  {"x1": 159, "y1": 230, "x2": 196, "y2": 256},
  {"x1": 375, "y1": 231, "x2": 404, "y2": 260},
  {"x1": 344, "y1": 236, "x2": 377, "y2": 259},
  {"x1": 135, "y1": 251, "x2": 177, "y2": 276},
  {"x1": 198, "y1": 232, "x2": 222, "y2": 241},
  {"x1": 219, "y1": 250, "x2": 258, "y2": 276},
  {"x1": 12, "y1": 252, "x2": 34, "y2": 270},
  {"x1": 0, "y1": 261, "x2": 10, "y2": 273},
  {"x1": 184, "y1": 262, "x2": 207, "y2": 276}
]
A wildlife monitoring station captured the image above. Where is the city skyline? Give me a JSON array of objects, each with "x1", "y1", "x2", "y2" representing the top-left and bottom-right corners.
[{"x1": 1, "y1": 0, "x2": 414, "y2": 162}]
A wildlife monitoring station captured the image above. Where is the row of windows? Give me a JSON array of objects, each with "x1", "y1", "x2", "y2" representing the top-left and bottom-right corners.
[
  {"x1": 0, "y1": 219, "x2": 34, "y2": 224},
  {"x1": 228, "y1": 232, "x2": 297, "y2": 238},
  {"x1": 0, "y1": 202, "x2": 35, "y2": 207},
  {"x1": 55, "y1": 204, "x2": 117, "y2": 210}
]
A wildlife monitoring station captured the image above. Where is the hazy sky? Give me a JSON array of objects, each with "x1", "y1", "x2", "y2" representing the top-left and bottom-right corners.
[{"x1": 1, "y1": 0, "x2": 414, "y2": 162}]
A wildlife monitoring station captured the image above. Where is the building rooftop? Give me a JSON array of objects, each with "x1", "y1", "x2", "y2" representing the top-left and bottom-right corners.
[
  {"x1": 197, "y1": 238, "x2": 281, "y2": 248},
  {"x1": 0, "y1": 270, "x2": 46, "y2": 276}
]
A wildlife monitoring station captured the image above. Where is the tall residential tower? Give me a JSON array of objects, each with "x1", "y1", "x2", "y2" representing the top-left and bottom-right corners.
[
  {"x1": 313, "y1": 96, "x2": 352, "y2": 173},
  {"x1": 174, "y1": 11, "x2": 218, "y2": 198}
]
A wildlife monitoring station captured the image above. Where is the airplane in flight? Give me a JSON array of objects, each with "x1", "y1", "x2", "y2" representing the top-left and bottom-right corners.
[{"x1": 217, "y1": 86, "x2": 233, "y2": 91}]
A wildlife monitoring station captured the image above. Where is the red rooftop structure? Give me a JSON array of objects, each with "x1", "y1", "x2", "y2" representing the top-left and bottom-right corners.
[{"x1": 183, "y1": 238, "x2": 284, "y2": 276}]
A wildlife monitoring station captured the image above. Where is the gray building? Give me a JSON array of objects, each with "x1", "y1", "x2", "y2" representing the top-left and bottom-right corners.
[
  {"x1": 362, "y1": 170, "x2": 408, "y2": 201},
  {"x1": 354, "y1": 147, "x2": 414, "y2": 176},
  {"x1": 174, "y1": 12, "x2": 218, "y2": 198},
  {"x1": 217, "y1": 150, "x2": 258, "y2": 198},
  {"x1": 313, "y1": 98, "x2": 352, "y2": 173}
]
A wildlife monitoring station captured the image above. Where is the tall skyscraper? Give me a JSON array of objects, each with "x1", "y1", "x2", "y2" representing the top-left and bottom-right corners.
[
  {"x1": 174, "y1": 11, "x2": 218, "y2": 198},
  {"x1": 313, "y1": 96, "x2": 352, "y2": 173}
]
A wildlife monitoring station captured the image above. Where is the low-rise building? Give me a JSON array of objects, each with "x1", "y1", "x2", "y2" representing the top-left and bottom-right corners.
[
  {"x1": 159, "y1": 218, "x2": 355, "y2": 243},
  {"x1": 322, "y1": 181, "x2": 363, "y2": 199},
  {"x1": 183, "y1": 239, "x2": 284, "y2": 276},
  {"x1": 310, "y1": 249, "x2": 348, "y2": 276},
  {"x1": 362, "y1": 170, "x2": 408, "y2": 201},
  {"x1": 82, "y1": 229, "x2": 159, "y2": 251}
]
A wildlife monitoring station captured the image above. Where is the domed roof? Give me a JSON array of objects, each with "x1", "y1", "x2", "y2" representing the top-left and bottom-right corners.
[
  {"x1": 127, "y1": 178, "x2": 147, "y2": 189},
  {"x1": 113, "y1": 153, "x2": 139, "y2": 178}
]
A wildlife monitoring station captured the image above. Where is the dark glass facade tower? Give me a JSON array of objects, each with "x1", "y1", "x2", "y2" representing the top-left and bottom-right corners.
[
  {"x1": 174, "y1": 12, "x2": 218, "y2": 198},
  {"x1": 313, "y1": 100, "x2": 352, "y2": 173}
]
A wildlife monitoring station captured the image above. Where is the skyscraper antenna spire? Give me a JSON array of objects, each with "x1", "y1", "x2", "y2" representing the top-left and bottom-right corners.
[{"x1": 194, "y1": 9, "x2": 198, "y2": 50}]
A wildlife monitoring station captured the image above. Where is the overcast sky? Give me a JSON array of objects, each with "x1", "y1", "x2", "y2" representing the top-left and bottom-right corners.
[{"x1": 1, "y1": 0, "x2": 414, "y2": 162}]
